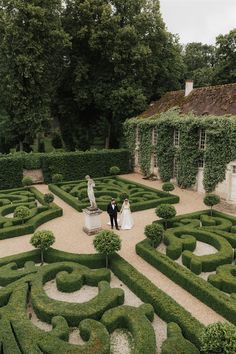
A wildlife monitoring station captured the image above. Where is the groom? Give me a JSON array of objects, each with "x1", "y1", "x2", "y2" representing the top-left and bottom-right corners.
[{"x1": 107, "y1": 198, "x2": 119, "y2": 230}]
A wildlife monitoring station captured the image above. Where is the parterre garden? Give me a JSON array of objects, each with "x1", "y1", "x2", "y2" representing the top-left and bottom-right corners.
[
  {"x1": 0, "y1": 166, "x2": 235, "y2": 352},
  {"x1": 49, "y1": 176, "x2": 179, "y2": 212},
  {"x1": 0, "y1": 187, "x2": 62, "y2": 239}
]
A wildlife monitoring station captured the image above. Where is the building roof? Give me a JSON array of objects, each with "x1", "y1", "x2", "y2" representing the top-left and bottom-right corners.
[{"x1": 139, "y1": 83, "x2": 236, "y2": 119}]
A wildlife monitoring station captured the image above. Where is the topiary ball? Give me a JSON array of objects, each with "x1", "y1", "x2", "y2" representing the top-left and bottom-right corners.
[
  {"x1": 22, "y1": 176, "x2": 33, "y2": 187},
  {"x1": 109, "y1": 166, "x2": 120, "y2": 175},
  {"x1": 162, "y1": 182, "x2": 175, "y2": 193},
  {"x1": 144, "y1": 223, "x2": 164, "y2": 247},
  {"x1": 44, "y1": 193, "x2": 54, "y2": 205},
  {"x1": 14, "y1": 205, "x2": 31, "y2": 222},
  {"x1": 52, "y1": 173, "x2": 63, "y2": 183}
]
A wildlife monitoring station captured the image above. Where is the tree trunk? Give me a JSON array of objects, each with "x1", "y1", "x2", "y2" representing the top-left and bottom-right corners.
[
  {"x1": 40, "y1": 249, "x2": 44, "y2": 266},
  {"x1": 210, "y1": 206, "x2": 213, "y2": 217},
  {"x1": 19, "y1": 141, "x2": 23, "y2": 151},
  {"x1": 105, "y1": 123, "x2": 111, "y2": 149}
]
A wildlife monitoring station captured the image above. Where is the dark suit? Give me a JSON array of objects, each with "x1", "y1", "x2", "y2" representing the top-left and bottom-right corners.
[{"x1": 107, "y1": 203, "x2": 119, "y2": 229}]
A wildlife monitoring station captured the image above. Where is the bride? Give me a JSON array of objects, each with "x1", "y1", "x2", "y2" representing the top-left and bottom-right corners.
[{"x1": 120, "y1": 199, "x2": 134, "y2": 230}]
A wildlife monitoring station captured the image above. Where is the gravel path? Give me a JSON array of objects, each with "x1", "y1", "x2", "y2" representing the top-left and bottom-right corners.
[{"x1": 0, "y1": 173, "x2": 229, "y2": 328}]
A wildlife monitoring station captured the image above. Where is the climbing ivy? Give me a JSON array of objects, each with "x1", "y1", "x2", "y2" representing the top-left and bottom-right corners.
[{"x1": 124, "y1": 109, "x2": 236, "y2": 192}]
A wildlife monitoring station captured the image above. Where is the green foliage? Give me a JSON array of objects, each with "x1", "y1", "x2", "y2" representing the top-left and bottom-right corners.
[
  {"x1": 0, "y1": 156, "x2": 23, "y2": 189},
  {"x1": 162, "y1": 182, "x2": 175, "y2": 193},
  {"x1": 156, "y1": 204, "x2": 177, "y2": 229},
  {"x1": 183, "y1": 42, "x2": 215, "y2": 87},
  {"x1": 203, "y1": 194, "x2": 220, "y2": 216},
  {"x1": 42, "y1": 149, "x2": 130, "y2": 183},
  {"x1": 124, "y1": 110, "x2": 236, "y2": 192},
  {"x1": 200, "y1": 322, "x2": 236, "y2": 354},
  {"x1": 13, "y1": 205, "x2": 30, "y2": 223},
  {"x1": 144, "y1": 223, "x2": 164, "y2": 248},
  {"x1": 43, "y1": 193, "x2": 54, "y2": 206},
  {"x1": 22, "y1": 176, "x2": 33, "y2": 187},
  {"x1": 93, "y1": 230, "x2": 121, "y2": 268},
  {"x1": 213, "y1": 29, "x2": 236, "y2": 85},
  {"x1": 23, "y1": 153, "x2": 42, "y2": 170},
  {"x1": 51, "y1": 132, "x2": 63, "y2": 149},
  {"x1": 0, "y1": 186, "x2": 62, "y2": 240},
  {"x1": 109, "y1": 166, "x2": 120, "y2": 176},
  {"x1": 0, "y1": 0, "x2": 70, "y2": 146},
  {"x1": 49, "y1": 176, "x2": 179, "y2": 212},
  {"x1": 52, "y1": 173, "x2": 63, "y2": 183},
  {"x1": 30, "y1": 229, "x2": 55, "y2": 264},
  {"x1": 161, "y1": 322, "x2": 200, "y2": 354},
  {"x1": 56, "y1": 0, "x2": 184, "y2": 149},
  {"x1": 136, "y1": 209, "x2": 236, "y2": 325}
]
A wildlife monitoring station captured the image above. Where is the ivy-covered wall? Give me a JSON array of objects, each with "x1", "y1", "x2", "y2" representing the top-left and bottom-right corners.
[{"x1": 124, "y1": 109, "x2": 236, "y2": 192}]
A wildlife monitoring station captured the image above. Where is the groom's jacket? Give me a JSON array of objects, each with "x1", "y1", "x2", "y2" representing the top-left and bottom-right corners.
[{"x1": 107, "y1": 203, "x2": 119, "y2": 216}]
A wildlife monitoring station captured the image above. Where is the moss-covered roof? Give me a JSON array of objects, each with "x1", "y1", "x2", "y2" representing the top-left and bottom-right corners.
[{"x1": 139, "y1": 83, "x2": 236, "y2": 119}]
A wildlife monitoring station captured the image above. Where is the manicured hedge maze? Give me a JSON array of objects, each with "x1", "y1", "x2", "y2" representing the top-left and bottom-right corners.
[
  {"x1": 136, "y1": 209, "x2": 236, "y2": 325},
  {"x1": 0, "y1": 186, "x2": 62, "y2": 239},
  {"x1": 0, "y1": 248, "x2": 201, "y2": 353},
  {"x1": 49, "y1": 176, "x2": 179, "y2": 212}
]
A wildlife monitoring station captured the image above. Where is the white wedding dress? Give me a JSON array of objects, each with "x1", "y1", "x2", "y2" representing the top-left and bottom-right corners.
[{"x1": 120, "y1": 203, "x2": 134, "y2": 230}]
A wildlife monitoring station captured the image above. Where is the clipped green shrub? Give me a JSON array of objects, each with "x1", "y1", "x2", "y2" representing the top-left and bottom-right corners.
[
  {"x1": 78, "y1": 190, "x2": 87, "y2": 200},
  {"x1": 162, "y1": 182, "x2": 175, "y2": 193},
  {"x1": 203, "y1": 194, "x2": 220, "y2": 216},
  {"x1": 93, "y1": 230, "x2": 121, "y2": 268},
  {"x1": 109, "y1": 166, "x2": 121, "y2": 175},
  {"x1": 30, "y1": 230, "x2": 55, "y2": 265},
  {"x1": 22, "y1": 176, "x2": 33, "y2": 187},
  {"x1": 44, "y1": 193, "x2": 54, "y2": 206},
  {"x1": 144, "y1": 223, "x2": 164, "y2": 248},
  {"x1": 23, "y1": 153, "x2": 42, "y2": 170},
  {"x1": 14, "y1": 206, "x2": 31, "y2": 224},
  {"x1": 161, "y1": 322, "x2": 200, "y2": 354},
  {"x1": 156, "y1": 204, "x2": 177, "y2": 229},
  {"x1": 200, "y1": 322, "x2": 236, "y2": 354},
  {"x1": 0, "y1": 156, "x2": 23, "y2": 189},
  {"x1": 52, "y1": 173, "x2": 63, "y2": 183}
]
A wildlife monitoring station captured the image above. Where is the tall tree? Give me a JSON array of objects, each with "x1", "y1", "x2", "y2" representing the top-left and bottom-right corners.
[
  {"x1": 183, "y1": 42, "x2": 216, "y2": 87},
  {"x1": 0, "y1": 0, "x2": 70, "y2": 150},
  {"x1": 55, "y1": 0, "x2": 184, "y2": 149},
  {"x1": 212, "y1": 29, "x2": 236, "y2": 85}
]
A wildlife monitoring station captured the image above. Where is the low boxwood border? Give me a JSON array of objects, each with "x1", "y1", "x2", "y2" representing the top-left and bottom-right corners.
[
  {"x1": 0, "y1": 248, "x2": 203, "y2": 350},
  {"x1": 49, "y1": 176, "x2": 179, "y2": 212},
  {"x1": 0, "y1": 187, "x2": 62, "y2": 239},
  {"x1": 136, "y1": 233, "x2": 236, "y2": 325}
]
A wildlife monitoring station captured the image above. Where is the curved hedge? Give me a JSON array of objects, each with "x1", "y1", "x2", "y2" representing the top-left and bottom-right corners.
[
  {"x1": 0, "y1": 187, "x2": 62, "y2": 239},
  {"x1": 49, "y1": 176, "x2": 179, "y2": 212},
  {"x1": 0, "y1": 248, "x2": 204, "y2": 352}
]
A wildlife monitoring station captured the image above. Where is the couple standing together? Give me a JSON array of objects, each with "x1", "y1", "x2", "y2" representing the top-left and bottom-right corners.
[
  {"x1": 107, "y1": 198, "x2": 134, "y2": 230},
  {"x1": 85, "y1": 175, "x2": 134, "y2": 230}
]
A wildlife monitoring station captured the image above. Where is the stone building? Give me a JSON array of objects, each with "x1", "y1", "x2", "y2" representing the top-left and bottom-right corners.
[{"x1": 126, "y1": 81, "x2": 236, "y2": 201}]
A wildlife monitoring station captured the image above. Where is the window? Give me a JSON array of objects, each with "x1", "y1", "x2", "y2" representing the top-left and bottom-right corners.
[
  {"x1": 174, "y1": 129, "x2": 180, "y2": 147},
  {"x1": 173, "y1": 158, "x2": 178, "y2": 178},
  {"x1": 153, "y1": 152, "x2": 157, "y2": 168},
  {"x1": 198, "y1": 158, "x2": 204, "y2": 168},
  {"x1": 199, "y1": 129, "x2": 206, "y2": 150},
  {"x1": 152, "y1": 128, "x2": 158, "y2": 145},
  {"x1": 232, "y1": 166, "x2": 236, "y2": 174}
]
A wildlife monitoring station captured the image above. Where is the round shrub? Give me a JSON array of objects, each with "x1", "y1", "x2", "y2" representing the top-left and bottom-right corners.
[
  {"x1": 93, "y1": 230, "x2": 121, "y2": 268},
  {"x1": 30, "y1": 230, "x2": 55, "y2": 265},
  {"x1": 109, "y1": 166, "x2": 120, "y2": 175},
  {"x1": 144, "y1": 223, "x2": 164, "y2": 248},
  {"x1": 200, "y1": 322, "x2": 236, "y2": 354},
  {"x1": 162, "y1": 182, "x2": 175, "y2": 193},
  {"x1": 22, "y1": 176, "x2": 33, "y2": 187},
  {"x1": 44, "y1": 193, "x2": 54, "y2": 206},
  {"x1": 155, "y1": 204, "x2": 176, "y2": 229},
  {"x1": 204, "y1": 194, "x2": 220, "y2": 216},
  {"x1": 52, "y1": 173, "x2": 63, "y2": 183},
  {"x1": 14, "y1": 206, "x2": 31, "y2": 224}
]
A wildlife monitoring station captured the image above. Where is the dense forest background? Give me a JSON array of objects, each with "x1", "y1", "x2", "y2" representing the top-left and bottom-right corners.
[{"x1": 0, "y1": 0, "x2": 235, "y2": 152}]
